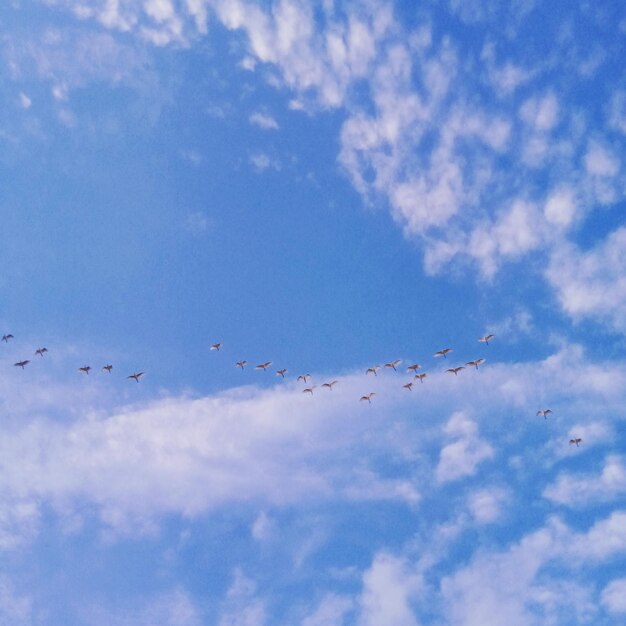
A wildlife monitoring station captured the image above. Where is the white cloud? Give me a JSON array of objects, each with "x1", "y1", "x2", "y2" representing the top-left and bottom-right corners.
[
  {"x1": 608, "y1": 90, "x2": 626, "y2": 135},
  {"x1": 358, "y1": 553, "x2": 422, "y2": 626},
  {"x1": 251, "y1": 511, "x2": 273, "y2": 542},
  {"x1": 436, "y1": 412, "x2": 494, "y2": 483},
  {"x1": 601, "y1": 578, "x2": 626, "y2": 614},
  {"x1": 249, "y1": 152, "x2": 281, "y2": 171},
  {"x1": 302, "y1": 593, "x2": 354, "y2": 626},
  {"x1": 584, "y1": 140, "x2": 619, "y2": 177},
  {"x1": 520, "y1": 92, "x2": 559, "y2": 131},
  {"x1": 543, "y1": 187, "x2": 577, "y2": 228},
  {"x1": 0, "y1": 577, "x2": 32, "y2": 626},
  {"x1": 218, "y1": 570, "x2": 266, "y2": 626},
  {"x1": 467, "y1": 487, "x2": 509, "y2": 524},
  {"x1": 249, "y1": 111, "x2": 279, "y2": 130}
]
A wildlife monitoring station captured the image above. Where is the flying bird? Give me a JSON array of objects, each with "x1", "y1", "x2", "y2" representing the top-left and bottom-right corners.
[
  {"x1": 414, "y1": 373, "x2": 427, "y2": 383},
  {"x1": 78, "y1": 366, "x2": 91, "y2": 374},
  {"x1": 403, "y1": 382, "x2": 413, "y2": 391},
  {"x1": 366, "y1": 366, "x2": 380, "y2": 376},
  {"x1": 297, "y1": 374, "x2": 311, "y2": 383},
  {"x1": 569, "y1": 437, "x2": 583, "y2": 447},
  {"x1": 3, "y1": 334, "x2": 14, "y2": 342},
  {"x1": 466, "y1": 358, "x2": 486, "y2": 370},
  {"x1": 434, "y1": 348, "x2": 453, "y2": 358},
  {"x1": 446, "y1": 366, "x2": 465, "y2": 376},
  {"x1": 210, "y1": 343, "x2": 221, "y2": 351},
  {"x1": 360, "y1": 393, "x2": 376, "y2": 403},
  {"x1": 128, "y1": 372, "x2": 144, "y2": 382},
  {"x1": 537, "y1": 409, "x2": 552, "y2": 419},
  {"x1": 322, "y1": 380, "x2": 338, "y2": 390},
  {"x1": 236, "y1": 360, "x2": 247, "y2": 370},
  {"x1": 302, "y1": 386, "x2": 316, "y2": 395},
  {"x1": 255, "y1": 362, "x2": 272, "y2": 371},
  {"x1": 102, "y1": 364, "x2": 113, "y2": 373},
  {"x1": 14, "y1": 360, "x2": 29, "y2": 369},
  {"x1": 35, "y1": 347, "x2": 48, "y2": 357},
  {"x1": 276, "y1": 369, "x2": 288, "y2": 378},
  {"x1": 478, "y1": 334, "x2": 495, "y2": 345},
  {"x1": 385, "y1": 360, "x2": 402, "y2": 371},
  {"x1": 406, "y1": 363, "x2": 421, "y2": 373}
]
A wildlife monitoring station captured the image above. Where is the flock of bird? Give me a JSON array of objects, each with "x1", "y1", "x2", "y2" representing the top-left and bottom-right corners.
[{"x1": 3, "y1": 332, "x2": 581, "y2": 446}]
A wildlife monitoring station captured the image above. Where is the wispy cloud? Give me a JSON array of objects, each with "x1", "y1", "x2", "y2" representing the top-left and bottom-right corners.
[{"x1": 248, "y1": 111, "x2": 279, "y2": 130}]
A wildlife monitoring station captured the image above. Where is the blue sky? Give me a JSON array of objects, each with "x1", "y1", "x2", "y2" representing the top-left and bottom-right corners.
[{"x1": 1, "y1": 1, "x2": 626, "y2": 624}]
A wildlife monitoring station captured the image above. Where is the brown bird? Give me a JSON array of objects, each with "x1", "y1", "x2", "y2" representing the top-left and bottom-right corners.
[
  {"x1": 385, "y1": 360, "x2": 402, "y2": 371},
  {"x1": 403, "y1": 382, "x2": 413, "y2": 391},
  {"x1": 434, "y1": 348, "x2": 453, "y2": 358},
  {"x1": 478, "y1": 334, "x2": 495, "y2": 345},
  {"x1": 360, "y1": 393, "x2": 375, "y2": 403},
  {"x1": 236, "y1": 360, "x2": 247, "y2": 370},
  {"x1": 276, "y1": 368, "x2": 288, "y2": 378},
  {"x1": 14, "y1": 360, "x2": 29, "y2": 369},
  {"x1": 322, "y1": 380, "x2": 338, "y2": 390},
  {"x1": 414, "y1": 373, "x2": 427, "y2": 383},
  {"x1": 446, "y1": 366, "x2": 465, "y2": 376},
  {"x1": 255, "y1": 362, "x2": 272, "y2": 371},
  {"x1": 78, "y1": 366, "x2": 91, "y2": 374},
  {"x1": 128, "y1": 372, "x2": 144, "y2": 382},
  {"x1": 366, "y1": 366, "x2": 380, "y2": 376},
  {"x1": 302, "y1": 386, "x2": 316, "y2": 395},
  {"x1": 297, "y1": 374, "x2": 311, "y2": 383},
  {"x1": 102, "y1": 364, "x2": 113, "y2": 373},
  {"x1": 466, "y1": 358, "x2": 486, "y2": 370},
  {"x1": 2, "y1": 334, "x2": 14, "y2": 342},
  {"x1": 210, "y1": 343, "x2": 221, "y2": 351},
  {"x1": 569, "y1": 437, "x2": 582, "y2": 447},
  {"x1": 537, "y1": 409, "x2": 552, "y2": 419},
  {"x1": 406, "y1": 363, "x2": 421, "y2": 373},
  {"x1": 35, "y1": 347, "x2": 48, "y2": 357}
]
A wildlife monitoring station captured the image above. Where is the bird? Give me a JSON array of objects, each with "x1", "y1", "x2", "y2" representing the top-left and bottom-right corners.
[
  {"x1": 3, "y1": 334, "x2": 14, "y2": 342},
  {"x1": 360, "y1": 393, "x2": 375, "y2": 403},
  {"x1": 366, "y1": 366, "x2": 380, "y2": 376},
  {"x1": 569, "y1": 437, "x2": 582, "y2": 447},
  {"x1": 466, "y1": 358, "x2": 486, "y2": 370},
  {"x1": 322, "y1": 380, "x2": 338, "y2": 390},
  {"x1": 255, "y1": 362, "x2": 272, "y2": 371},
  {"x1": 78, "y1": 366, "x2": 91, "y2": 374},
  {"x1": 478, "y1": 334, "x2": 495, "y2": 345},
  {"x1": 102, "y1": 364, "x2": 113, "y2": 373},
  {"x1": 406, "y1": 363, "x2": 421, "y2": 373},
  {"x1": 434, "y1": 348, "x2": 453, "y2": 358},
  {"x1": 403, "y1": 382, "x2": 413, "y2": 391},
  {"x1": 537, "y1": 409, "x2": 552, "y2": 419},
  {"x1": 14, "y1": 360, "x2": 29, "y2": 369},
  {"x1": 302, "y1": 386, "x2": 316, "y2": 395},
  {"x1": 276, "y1": 369, "x2": 288, "y2": 378},
  {"x1": 236, "y1": 360, "x2": 247, "y2": 370},
  {"x1": 297, "y1": 374, "x2": 311, "y2": 383},
  {"x1": 35, "y1": 347, "x2": 48, "y2": 357},
  {"x1": 210, "y1": 343, "x2": 221, "y2": 351},
  {"x1": 446, "y1": 366, "x2": 465, "y2": 376},
  {"x1": 414, "y1": 373, "x2": 427, "y2": 383},
  {"x1": 128, "y1": 372, "x2": 144, "y2": 382},
  {"x1": 384, "y1": 360, "x2": 402, "y2": 371}
]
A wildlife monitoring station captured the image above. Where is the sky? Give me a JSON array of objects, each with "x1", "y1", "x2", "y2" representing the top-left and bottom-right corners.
[{"x1": 0, "y1": 0, "x2": 625, "y2": 624}]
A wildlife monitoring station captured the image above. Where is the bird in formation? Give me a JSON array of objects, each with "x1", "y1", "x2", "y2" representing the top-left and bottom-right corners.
[
  {"x1": 236, "y1": 360, "x2": 247, "y2": 370},
  {"x1": 385, "y1": 360, "x2": 401, "y2": 371},
  {"x1": 210, "y1": 343, "x2": 221, "y2": 351},
  {"x1": 414, "y1": 373, "x2": 427, "y2": 383},
  {"x1": 297, "y1": 374, "x2": 311, "y2": 383},
  {"x1": 14, "y1": 360, "x2": 29, "y2": 369},
  {"x1": 360, "y1": 393, "x2": 375, "y2": 403},
  {"x1": 434, "y1": 348, "x2": 453, "y2": 358},
  {"x1": 128, "y1": 372, "x2": 144, "y2": 382},
  {"x1": 403, "y1": 382, "x2": 413, "y2": 391},
  {"x1": 255, "y1": 362, "x2": 272, "y2": 371},
  {"x1": 466, "y1": 358, "x2": 485, "y2": 370},
  {"x1": 537, "y1": 409, "x2": 552, "y2": 419},
  {"x1": 35, "y1": 347, "x2": 48, "y2": 357},
  {"x1": 569, "y1": 437, "x2": 582, "y2": 447},
  {"x1": 446, "y1": 366, "x2": 465, "y2": 376},
  {"x1": 478, "y1": 334, "x2": 495, "y2": 345},
  {"x1": 407, "y1": 363, "x2": 421, "y2": 373},
  {"x1": 2, "y1": 334, "x2": 14, "y2": 342},
  {"x1": 366, "y1": 366, "x2": 380, "y2": 376},
  {"x1": 322, "y1": 380, "x2": 338, "y2": 390},
  {"x1": 102, "y1": 364, "x2": 113, "y2": 373},
  {"x1": 78, "y1": 366, "x2": 91, "y2": 374},
  {"x1": 303, "y1": 386, "x2": 316, "y2": 395}
]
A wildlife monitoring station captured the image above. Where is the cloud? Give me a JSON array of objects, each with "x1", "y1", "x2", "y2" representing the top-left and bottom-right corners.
[
  {"x1": 601, "y1": 578, "x2": 626, "y2": 614},
  {"x1": 302, "y1": 593, "x2": 354, "y2": 626},
  {"x1": 467, "y1": 487, "x2": 509, "y2": 524},
  {"x1": 249, "y1": 152, "x2": 281, "y2": 171},
  {"x1": 0, "y1": 576, "x2": 32, "y2": 626},
  {"x1": 218, "y1": 570, "x2": 266, "y2": 626},
  {"x1": 248, "y1": 111, "x2": 279, "y2": 130}
]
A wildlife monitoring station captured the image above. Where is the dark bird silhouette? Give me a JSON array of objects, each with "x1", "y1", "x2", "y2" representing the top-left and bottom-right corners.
[
  {"x1": 434, "y1": 348, "x2": 453, "y2": 358},
  {"x1": 360, "y1": 393, "x2": 375, "y2": 403},
  {"x1": 466, "y1": 358, "x2": 485, "y2": 370},
  {"x1": 302, "y1": 386, "x2": 316, "y2": 395},
  {"x1": 478, "y1": 334, "x2": 495, "y2": 345},
  {"x1": 236, "y1": 360, "x2": 247, "y2": 370},
  {"x1": 385, "y1": 360, "x2": 401, "y2": 371},
  {"x1": 407, "y1": 363, "x2": 421, "y2": 373},
  {"x1": 569, "y1": 437, "x2": 582, "y2": 447},
  {"x1": 403, "y1": 382, "x2": 413, "y2": 391},
  {"x1": 35, "y1": 348, "x2": 48, "y2": 357},
  {"x1": 537, "y1": 409, "x2": 552, "y2": 419},
  {"x1": 322, "y1": 380, "x2": 338, "y2": 390},
  {"x1": 446, "y1": 366, "x2": 465, "y2": 376},
  {"x1": 102, "y1": 364, "x2": 113, "y2": 373},
  {"x1": 128, "y1": 372, "x2": 144, "y2": 382},
  {"x1": 210, "y1": 343, "x2": 221, "y2": 351},
  {"x1": 297, "y1": 374, "x2": 311, "y2": 383},
  {"x1": 14, "y1": 360, "x2": 29, "y2": 369},
  {"x1": 276, "y1": 368, "x2": 288, "y2": 378},
  {"x1": 414, "y1": 373, "x2": 427, "y2": 383},
  {"x1": 3, "y1": 334, "x2": 14, "y2": 342},
  {"x1": 78, "y1": 366, "x2": 91, "y2": 374},
  {"x1": 366, "y1": 366, "x2": 380, "y2": 376},
  {"x1": 255, "y1": 362, "x2": 272, "y2": 371}
]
